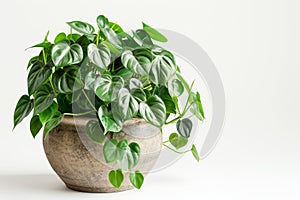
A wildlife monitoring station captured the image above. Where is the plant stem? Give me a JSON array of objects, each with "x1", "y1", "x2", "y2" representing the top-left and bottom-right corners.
[
  {"x1": 163, "y1": 144, "x2": 191, "y2": 154},
  {"x1": 42, "y1": 49, "x2": 47, "y2": 64},
  {"x1": 96, "y1": 29, "x2": 101, "y2": 46},
  {"x1": 82, "y1": 89, "x2": 97, "y2": 112},
  {"x1": 49, "y1": 74, "x2": 57, "y2": 96},
  {"x1": 64, "y1": 110, "x2": 95, "y2": 117}
]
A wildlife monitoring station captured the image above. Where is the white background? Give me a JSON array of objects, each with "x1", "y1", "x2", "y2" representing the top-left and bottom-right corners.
[{"x1": 1, "y1": 0, "x2": 300, "y2": 199}]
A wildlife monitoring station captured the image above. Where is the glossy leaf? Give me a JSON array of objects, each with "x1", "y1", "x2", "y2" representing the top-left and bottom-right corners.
[
  {"x1": 157, "y1": 86, "x2": 176, "y2": 114},
  {"x1": 34, "y1": 84, "x2": 55, "y2": 114},
  {"x1": 176, "y1": 118, "x2": 193, "y2": 138},
  {"x1": 169, "y1": 133, "x2": 188, "y2": 149},
  {"x1": 121, "y1": 50, "x2": 148, "y2": 76},
  {"x1": 139, "y1": 95, "x2": 166, "y2": 127},
  {"x1": 142, "y1": 22, "x2": 168, "y2": 42},
  {"x1": 67, "y1": 33, "x2": 81, "y2": 41},
  {"x1": 54, "y1": 32, "x2": 67, "y2": 44},
  {"x1": 98, "y1": 106, "x2": 122, "y2": 134},
  {"x1": 96, "y1": 15, "x2": 109, "y2": 28},
  {"x1": 117, "y1": 140, "x2": 141, "y2": 170},
  {"x1": 87, "y1": 43, "x2": 111, "y2": 70},
  {"x1": 103, "y1": 138, "x2": 119, "y2": 163},
  {"x1": 27, "y1": 60, "x2": 52, "y2": 95},
  {"x1": 13, "y1": 95, "x2": 34, "y2": 128},
  {"x1": 39, "y1": 102, "x2": 58, "y2": 123},
  {"x1": 149, "y1": 52, "x2": 176, "y2": 85},
  {"x1": 30, "y1": 115, "x2": 43, "y2": 138},
  {"x1": 86, "y1": 120, "x2": 105, "y2": 144},
  {"x1": 130, "y1": 171, "x2": 144, "y2": 189},
  {"x1": 94, "y1": 75, "x2": 124, "y2": 103},
  {"x1": 129, "y1": 78, "x2": 143, "y2": 90},
  {"x1": 115, "y1": 68, "x2": 133, "y2": 84},
  {"x1": 169, "y1": 79, "x2": 184, "y2": 97},
  {"x1": 84, "y1": 71, "x2": 96, "y2": 90},
  {"x1": 51, "y1": 41, "x2": 83, "y2": 67},
  {"x1": 190, "y1": 92, "x2": 205, "y2": 121},
  {"x1": 133, "y1": 29, "x2": 153, "y2": 47},
  {"x1": 52, "y1": 66, "x2": 82, "y2": 93},
  {"x1": 29, "y1": 41, "x2": 52, "y2": 49},
  {"x1": 109, "y1": 22, "x2": 124, "y2": 33},
  {"x1": 131, "y1": 89, "x2": 146, "y2": 103},
  {"x1": 44, "y1": 111, "x2": 64, "y2": 136},
  {"x1": 191, "y1": 144, "x2": 200, "y2": 162},
  {"x1": 108, "y1": 169, "x2": 124, "y2": 188},
  {"x1": 117, "y1": 88, "x2": 139, "y2": 120},
  {"x1": 67, "y1": 21, "x2": 95, "y2": 35}
]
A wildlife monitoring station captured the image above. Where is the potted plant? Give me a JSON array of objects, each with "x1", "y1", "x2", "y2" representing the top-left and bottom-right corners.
[{"x1": 13, "y1": 14, "x2": 205, "y2": 192}]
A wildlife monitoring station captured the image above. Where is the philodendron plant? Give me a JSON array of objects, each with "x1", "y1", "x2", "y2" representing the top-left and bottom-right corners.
[{"x1": 13, "y1": 15, "x2": 205, "y2": 189}]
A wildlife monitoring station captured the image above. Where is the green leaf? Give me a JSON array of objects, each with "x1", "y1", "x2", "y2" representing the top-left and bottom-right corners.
[
  {"x1": 103, "y1": 138, "x2": 119, "y2": 163},
  {"x1": 108, "y1": 169, "x2": 124, "y2": 188},
  {"x1": 51, "y1": 41, "x2": 83, "y2": 67},
  {"x1": 176, "y1": 118, "x2": 193, "y2": 138},
  {"x1": 67, "y1": 21, "x2": 95, "y2": 35},
  {"x1": 96, "y1": 15, "x2": 109, "y2": 28},
  {"x1": 139, "y1": 95, "x2": 166, "y2": 127},
  {"x1": 117, "y1": 140, "x2": 141, "y2": 170},
  {"x1": 27, "y1": 56, "x2": 42, "y2": 69},
  {"x1": 52, "y1": 66, "x2": 82, "y2": 93},
  {"x1": 157, "y1": 86, "x2": 176, "y2": 114},
  {"x1": 115, "y1": 68, "x2": 133, "y2": 85},
  {"x1": 116, "y1": 88, "x2": 139, "y2": 120},
  {"x1": 34, "y1": 84, "x2": 55, "y2": 114},
  {"x1": 13, "y1": 95, "x2": 34, "y2": 128},
  {"x1": 130, "y1": 171, "x2": 144, "y2": 189},
  {"x1": 44, "y1": 112, "x2": 64, "y2": 136},
  {"x1": 30, "y1": 115, "x2": 43, "y2": 138},
  {"x1": 109, "y1": 22, "x2": 124, "y2": 33},
  {"x1": 131, "y1": 89, "x2": 146, "y2": 103},
  {"x1": 29, "y1": 41, "x2": 52, "y2": 49},
  {"x1": 87, "y1": 43, "x2": 111, "y2": 70},
  {"x1": 142, "y1": 22, "x2": 168, "y2": 42},
  {"x1": 66, "y1": 33, "x2": 81, "y2": 41},
  {"x1": 27, "y1": 60, "x2": 52, "y2": 95},
  {"x1": 169, "y1": 79, "x2": 184, "y2": 97},
  {"x1": 56, "y1": 93, "x2": 72, "y2": 113},
  {"x1": 191, "y1": 144, "x2": 200, "y2": 162},
  {"x1": 98, "y1": 106, "x2": 122, "y2": 134},
  {"x1": 133, "y1": 29, "x2": 153, "y2": 47},
  {"x1": 86, "y1": 120, "x2": 105, "y2": 144},
  {"x1": 190, "y1": 92, "x2": 205, "y2": 121},
  {"x1": 121, "y1": 50, "x2": 149, "y2": 76},
  {"x1": 129, "y1": 78, "x2": 143, "y2": 90},
  {"x1": 84, "y1": 71, "x2": 96, "y2": 90},
  {"x1": 176, "y1": 73, "x2": 190, "y2": 93},
  {"x1": 101, "y1": 40, "x2": 121, "y2": 55},
  {"x1": 39, "y1": 102, "x2": 58, "y2": 123},
  {"x1": 54, "y1": 32, "x2": 67, "y2": 44},
  {"x1": 94, "y1": 75, "x2": 124, "y2": 103},
  {"x1": 169, "y1": 133, "x2": 188, "y2": 149},
  {"x1": 149, "y1": 52, "x2": 176, "y2": 85}
]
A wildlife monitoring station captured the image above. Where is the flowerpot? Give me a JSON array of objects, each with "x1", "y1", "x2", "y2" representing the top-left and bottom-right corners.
[{"x1": 43, "y1": 116, "x2": 162, "y2": 193}]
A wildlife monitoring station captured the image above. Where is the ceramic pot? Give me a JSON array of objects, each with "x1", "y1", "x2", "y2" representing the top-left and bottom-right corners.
[{"x1": 43, "y1": 116, "x2": 162, "y2": 193}]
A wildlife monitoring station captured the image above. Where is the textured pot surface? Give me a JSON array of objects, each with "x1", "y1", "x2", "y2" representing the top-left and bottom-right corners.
[{"x1": 43, "y1": 116, "x2": 162, "y2": 193}]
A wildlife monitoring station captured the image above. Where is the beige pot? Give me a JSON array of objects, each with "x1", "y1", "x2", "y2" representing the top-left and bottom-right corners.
[{"x1": 43, "y1": 116, "x2": 162, "y2": 193}]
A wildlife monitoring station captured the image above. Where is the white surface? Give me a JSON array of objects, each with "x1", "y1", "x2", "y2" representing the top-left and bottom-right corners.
[{"x1": 1, "y1": 0, "x2": 300, "y2": 199}]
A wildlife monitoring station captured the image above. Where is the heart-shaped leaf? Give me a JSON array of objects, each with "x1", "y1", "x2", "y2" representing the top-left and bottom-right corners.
[
  {"x1": 169, "y1": 133, "x2": 188, "y2": 149},
  {"x1": 168, "y1": 79, "x2": 184, "y2": 97},
  {"x1": 51, "y1": 41, "x2": 83, "y2": 67},
  {"x1": 117, "y1": 140, "x2": 141, "y2": 170},
  {"x1": 30, "y1": 115, "x2": 43, "y2": 138},
  {"x1": 104, "y1": 138, "x2": 119, "y2": 163},
  {"x1": 94, "y1": 75, "x2": 124, "y2": 103},
  {"x1": 52, "y1": 66, "x2": 82, "y2": 93},
  {"x1": 116, "y1": 88, "x2": 139, "y2": 120},
  {"x1": 142, "y1": 22, "x2": 168, "y2": 42},
  {"x1": 87, "y1": 43, "x2": 111, "y2": 70},
  {"x1": 130, "y1": 171, "x2": 144, "y2": 189},
  {"x1": 176, "y1": 118, "x2": 193, "y2": 138},
  {"x1": 86, "y1": 120, "x2": 105, "y2": 144},
  {"x1": 139, "y1": 95, "x2": 166, "y2": 127},
  {"x1": 156, "y1": 86, "x2": 176, "y2": 114},
  {"x1": 133, "y1": 29, "x2": 153, "y2": 47},
  {"x1": 108, "y1": 169, "x2": 124, "y2": 188},
  {"x1": 98, "y1": 106, "x2": 122, "y2": 134},
  {"x1": 54, "y1": 32, "x2": 67, "y2": 44},
  {"x1": 44, "y1": 111, "x2": 64, "y2": 136},
  {"x1": 121, "y1": 50, "x2": 148, "y2": 76},
  {"x1": 27, "y1": 61, "x2": 52, "y2": 95},
  {"x1": 67, "y1": 21, "x2": 95, "y2": 35},
  {"x1": 109, "y1": 22, "x2": 124, "y2": 33},
  {"x1": 129, "y1": 78, "x2": 143, "y2": 90},
  {"x1": 39, "y1": 102, "x2": 58, "y2": 123},
  {"x1": 149, "y1": 52, "x2": 176, "y2": 85},
  {"x1": 34, "y1": 84, "x2": 55, "y2": 114},
  {"x1": 13, "y1": 95, "x2": 34, "y2": 128},
  {"x1": 96, "y1": 15, "x2": 109, "y2": 28}
]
